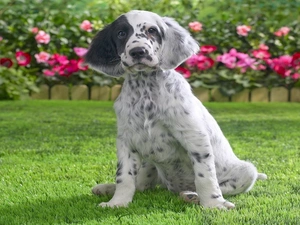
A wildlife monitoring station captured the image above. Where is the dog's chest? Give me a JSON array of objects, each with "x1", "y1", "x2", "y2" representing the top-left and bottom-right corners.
[{"x1": 114, "y1": 75, "x2": 180, "y2": 160}]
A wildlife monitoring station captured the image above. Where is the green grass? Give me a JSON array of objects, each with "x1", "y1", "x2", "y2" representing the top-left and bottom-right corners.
[{"x1": 0, "y1": 101, "x2": 299, "y2": 225}]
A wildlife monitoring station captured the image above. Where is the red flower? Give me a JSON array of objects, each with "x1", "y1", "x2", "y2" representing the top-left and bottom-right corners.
[
  {"x1": 197, "y1": 57, "x2": 214, "y2": 70},
  {"x1": 291, "y1": 52, "x2": 300, "y2": 68},
  {"x1": 200, "y1": 45, "x2": 217, "y2": 54},
  {"x1": 55, "y1": 59, "x2": 79, "y2": 77},
  {"x1": 0, "y1": 58, "x2": 13, "y2": 68},
  {"x1": 78, "y1": 59, "x2": 88, "y2": 71},
  {"x1": 252, "y1": 49, "x2": 271, "y2": 59},
  {"x1": 48, "y1": 53, "x2": 69, "y2": 66},
  {"x1": 273, "y1": 65, "x2": 287, "y2": 77},
  {"x1": 268, "y1": 55, "x2": 292, "y2": 78},
  {"x1": 65, "y1": 59, "x2": 79, "y2": 75},
  {"x1": 175, "y1": 66, "x2": 191, "y2": 79},
  {"x1": 15, "y1": 51, "x2": 31, "y2": 66}
]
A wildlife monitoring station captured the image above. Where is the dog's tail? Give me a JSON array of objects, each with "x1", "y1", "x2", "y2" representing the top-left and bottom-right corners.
[{"x1": 257, "y1": 173, "x2": 267, "y2": 180}]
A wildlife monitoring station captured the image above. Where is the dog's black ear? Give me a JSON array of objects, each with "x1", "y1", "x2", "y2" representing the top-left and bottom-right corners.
[
  {"x1": 160, "y1": 17, "x2": 199, "y2": 70},
  {"x1": 84, "y1": 24, "x2": 124, "y2": 77}
]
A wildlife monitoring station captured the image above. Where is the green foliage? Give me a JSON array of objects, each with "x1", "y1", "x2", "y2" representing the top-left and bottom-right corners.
[
  {"x1": 0, "y1": 0, "x2": 299, "y2": 99},
  {"x1": 197, "y1": 0, "x2": 300, "y2": 25},
  {"x1": 0, "y1": 101, "x2": 299, "y2": 224},
  {"x1": 0, "y1": 0, "x2": 116, "y2": 97},
  {"x1": 0, "y1": 67, "x2": 39, "y2": 99}
]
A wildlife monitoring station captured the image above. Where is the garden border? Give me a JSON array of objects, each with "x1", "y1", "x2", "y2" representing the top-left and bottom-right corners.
[{"x1": 30, "y1": 85, "x2": 300, "y2": 102}]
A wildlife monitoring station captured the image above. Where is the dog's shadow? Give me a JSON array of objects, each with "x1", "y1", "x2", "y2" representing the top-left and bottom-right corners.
[{"x1": 2, "y1": 189, "x2": 199, "y2": 224}]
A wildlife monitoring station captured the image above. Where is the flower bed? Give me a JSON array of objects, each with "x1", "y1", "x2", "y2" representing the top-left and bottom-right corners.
[{"x1": 0, "y1": 1, "x2": 299, "y2": 100}]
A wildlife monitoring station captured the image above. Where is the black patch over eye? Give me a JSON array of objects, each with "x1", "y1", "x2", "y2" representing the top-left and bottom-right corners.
[
  {"x1": 117, "y1": 30, "x2": 127, "y2": 39},
  {"x1": 148, "y1": 27, "x2": 158, "y2": 34}
]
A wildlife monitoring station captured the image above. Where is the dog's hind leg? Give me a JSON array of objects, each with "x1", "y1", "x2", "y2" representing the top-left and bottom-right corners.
[
  {"x1": 218, "y1": 161, "x2": 267, "y2": 196},
  {"x1": 92, "y1": 183, "x2": 116, "y2": 196}
]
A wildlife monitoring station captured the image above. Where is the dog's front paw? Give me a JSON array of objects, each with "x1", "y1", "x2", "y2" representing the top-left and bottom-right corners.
[
  {"x1": 98, "y1": 200, "x2": 130, "y2": 208},
  {"x1": 202, "y1": 198, "x2": 235, "y2": 210}
]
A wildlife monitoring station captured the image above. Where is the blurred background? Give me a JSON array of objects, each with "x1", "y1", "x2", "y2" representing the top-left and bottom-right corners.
[{"x1": 0, "y1": 0, "x2": 299, "y2": 101}]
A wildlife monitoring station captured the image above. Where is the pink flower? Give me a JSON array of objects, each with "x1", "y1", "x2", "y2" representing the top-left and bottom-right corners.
[
  {"x1": 252, "y1": 49, "x2": 271, "y2": 59},
  {"x1": 0, "y1": 36, "x2": 3, "y2": 41},
  {"x1": 35, "y1": 51, "x2": 51, "y2": 63},
  {"x1": 15, "y1": 51, "x2": 31, "y2": 66},
  {"x1": 217, "y1": 49, "x2": 258, "y2": 72},
  {"x1": 186, "y1": 55, "x2": 200, "y2": 67},
  {"x1": 217, "y1": 53, "x2": 236, "y2": 69},
  {"x1": 80, "y1": 20, "x2": 93, "y2": 32},
  {"x1": 259, "y1": 44, "x2": 269, "y2": 50},
  {"x1": 188, "y1": 21, "x2": 202, "y2": 32},
  {"x1": 236, "y1": 25, "x2": 251, "y2": 36},
  {"x1": 78, "y1": 59, "x2": 88, "y2": 71},
  {"x1": 31, "y1": 27, "x2": 39, "y2": 34},
  {"x1": 255, "y1": 64, "x2": 267, "y2": 71},
  {"x1": 35, "y1": 30, "x2": 50, "y2": 44},
  {"x1": 74, "y1": 47, "x2": 88, "y2": 57},
  {"x1": 274, "y1": 27, "x2": 290, "y2": 37},
  {"x1": 228, "y1": 48, "x2": 238, "y2": 56},
  {"x1": 43, "y1": 69, "x2": 55, "y2": 76},
  {"x1": 200, "y1": 45, "x2": 217, "y2": 54},
  {"x1": 197, "y1": 57, "x2": 215, "y2": 71},
  {"x1": 236, "y1": 56, "x2": 256, "y2": 71},
  {"x1": 176, "y1": 66, "x2": 191, "y2": 79},
  {"x1": 48, "y1": 53, "x2": 69, "y2": 66},
  {"x1": 0, "y1": 58, "x2": 13, "y2": 68},
  {"x1": 292, "y1": 73, "x2": 300, "y2": 80},
  {"x1": 186, "y1": 54, "x2": 206, "y2": 67}
]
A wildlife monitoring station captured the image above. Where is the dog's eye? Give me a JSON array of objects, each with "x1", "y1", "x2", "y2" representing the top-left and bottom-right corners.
[
  {"x1": 148, "y1": 27, "x2": 158, "y2": 34},
  {"x1": 117, "y1": 31, "x2": 127, "y2": 39}
]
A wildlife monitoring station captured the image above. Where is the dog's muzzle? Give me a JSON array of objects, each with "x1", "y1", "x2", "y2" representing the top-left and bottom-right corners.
[{"x1": 129, "y1": 47, "x2": 150, "y2": 61}]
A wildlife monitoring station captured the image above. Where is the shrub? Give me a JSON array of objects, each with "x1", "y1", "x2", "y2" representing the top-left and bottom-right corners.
[
  {"x1": 177, "y1": 10, "x2": 300, "y2": 97},
  {"x1": 0, "y1": 0, "x2": 299, "y2": 100}
]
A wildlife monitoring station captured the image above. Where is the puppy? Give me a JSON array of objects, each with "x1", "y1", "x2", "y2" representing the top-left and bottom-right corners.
[{"x1": 84, "y1": 10, "x2": 267, "y2": 209}]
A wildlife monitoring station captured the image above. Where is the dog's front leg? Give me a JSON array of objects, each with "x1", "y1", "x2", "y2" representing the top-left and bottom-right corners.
[
  {"x1": 172, "y1": 129, "x2": 235, "y2": 209},
  {"x1": 99, "y1": 138, "x2": 140, "y2": 208}
]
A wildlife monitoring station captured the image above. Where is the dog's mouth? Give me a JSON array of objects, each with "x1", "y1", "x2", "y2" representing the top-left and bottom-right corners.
[{"x1": 122, "y1": 62, "x2": 159, "y2": 73}]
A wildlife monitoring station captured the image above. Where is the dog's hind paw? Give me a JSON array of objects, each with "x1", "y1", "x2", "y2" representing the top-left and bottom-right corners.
[
  {"x1": 180, "y1": 191, "x2": 200, "y2": 204},
  {"x1": 257, "y1": 173, "x2": 267, "y2": 180},
  {"x1": 92, "y1": 183, "x2": 116, "y2": 196}
]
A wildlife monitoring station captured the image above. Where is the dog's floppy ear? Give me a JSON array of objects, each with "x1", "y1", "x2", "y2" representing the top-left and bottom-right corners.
[
  {"x1": 160, "y1": 17, "x2": 199, "y2": 70},
  {"x1": 84, "y1": 24, "x2": 124, "y2": 77}
]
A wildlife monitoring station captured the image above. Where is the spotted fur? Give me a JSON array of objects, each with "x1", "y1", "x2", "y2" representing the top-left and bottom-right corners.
[{"x1": 85, "y1": 10, "x2": 267, "y2": 209}]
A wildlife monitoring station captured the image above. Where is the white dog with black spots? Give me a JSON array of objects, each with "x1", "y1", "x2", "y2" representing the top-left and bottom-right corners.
[{"x1": 84, "y1": 10, "x2": 267, "y2": 209}]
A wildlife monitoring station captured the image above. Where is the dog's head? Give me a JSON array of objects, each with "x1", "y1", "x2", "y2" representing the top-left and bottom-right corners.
[{"x1": 84, "y1": 10, "x2": 199, "y2": 76}]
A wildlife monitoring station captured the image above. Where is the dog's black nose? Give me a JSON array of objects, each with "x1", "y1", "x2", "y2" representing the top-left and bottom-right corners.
[{"x1": 129, "y1": 47, "x2": 147, "y2": 59}]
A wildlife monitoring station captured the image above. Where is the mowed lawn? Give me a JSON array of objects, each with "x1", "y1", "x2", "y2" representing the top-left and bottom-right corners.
[{"x1": 0, "y1": 101, "x2": 299, "y2": 225}]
